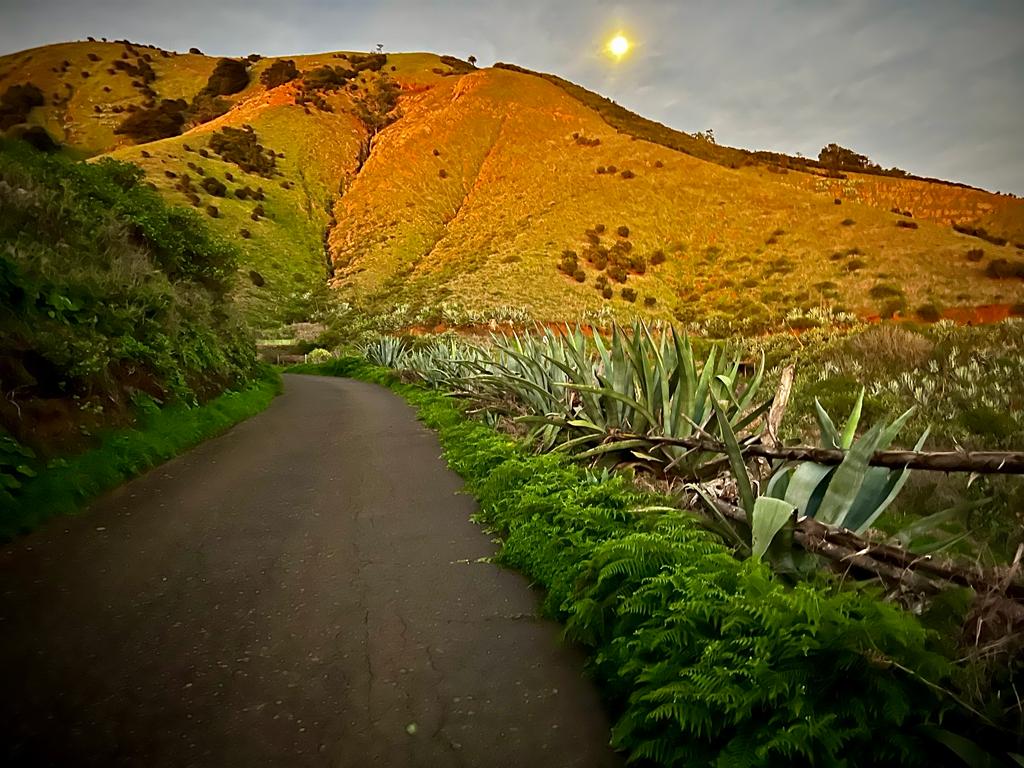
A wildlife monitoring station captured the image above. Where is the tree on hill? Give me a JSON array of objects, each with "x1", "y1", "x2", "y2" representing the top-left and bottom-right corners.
[
  {"x1": 818, "y1": 143, "x2": 881, "y2": 171},
  {"x1": 114, "y1": 99, "x2": 188, "y2": 142},
  {"x1": 260, "y1": 59, "x2": 299, "y2": 89},
  {"x1": 0, "y1": 83, "x2": 44, "y2": 130},
  {"x1": 203, "y1": 58, "x2": 249, "y2": 96}
]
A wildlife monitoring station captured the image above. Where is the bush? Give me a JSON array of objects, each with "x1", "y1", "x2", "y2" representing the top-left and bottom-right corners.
[
  {"x1": 248, "y1": 269, "x2": 264, "y2": 286},
  {"x1": 349, "y1": 53, "x2": 387, "y2": 72},
  {"x1": 650, "y1": 249, "x2": 666, "y2": 265},
  {"x1": 114, "y1": 99, "x2": 188, "y2": 142},
  {"x1": 966, "y1": 248, "x2": 985, "y2": 262},
  {"x1": 985, "y1": 259, "x2": 1024, "y2": 279},
  {"x1": 915, "y1": 303, "x2": 942, "y2": 321},
  {"x1": 601, "y1": 286, "x2": 613, "y2": 299},
  {"x1": 620, "y1": 169, "x2": 635, "y2": 179},
  {"x1": 208, "y1": 125, "x2": 276, "y2": 176},
  {"x1": 654, "y1": 160, "x2": 663, "y2": 168},
  {"x1": 205, "y1": 204, "x2": 219, "y2": 218},
  {"x1": 0, "y1": 83, "x2": 44, "y2": 130},
  {"x1": 573, "y1": 269, "x2": 586, "y2": 283},
  {"x1": 203, "y1": 58, "x2": 249, "y2": 96},
  {"x1": 621, "y1": 287, "x2": 637, "y2": 302},
  {"x1": 953, "y1": 223, "x2": 1008, "y2": 246},
  {"x1": 869, "y1": 283, "x2": 903, "y2": 299},
  {"x1": 260, "y1": 59, "x2": 299, "y2": 89},
  {"x1": 841, "y1": 218, "x2": 855, "y2": 226},
  {"x1": 616, "y1": 225, "x2": 630, "y2": 238},
  {"x1": 188, "y1": 47, "x2": 203, "y2": 55},
  {"x1": 200, "y1": 176, "x2": 227, "y2": 196},
  {"x1": 240, "y1": 228, "x2": 251, "y2": 239},
  {"x1": 9, "y1": 125, "x2": 59, "y2": 153},
  {"x1": 834, "y1": 198, "x2": 842, "y2": 205},
  {"x1": 251, "y1": 204, "x2": 265, "y2": 219},
  {"x1": 0, "y1": 139, "x2": 255, "y2": 459},
  {"x1": 596, "y1": 166, "x2": 606, "y2": 174},
  {"x1": 438, "y1": 168, "x2": 448, "y2": 179},
  {"x1": 643, "y1": 295, "x2": 656, "y2": 307},
  {"x1": 896, "y1": 220, "x2": 919, "y2": 229}
]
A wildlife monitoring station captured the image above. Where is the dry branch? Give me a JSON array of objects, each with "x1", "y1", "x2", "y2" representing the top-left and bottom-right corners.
[{"x1": 630, "y1": 432, "x2": 1024, "y2": 475}]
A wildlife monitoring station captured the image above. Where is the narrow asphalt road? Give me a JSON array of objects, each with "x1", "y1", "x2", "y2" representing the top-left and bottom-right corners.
[{"x1": 0, "y1": 374, "x2": 619, "y2": 767}]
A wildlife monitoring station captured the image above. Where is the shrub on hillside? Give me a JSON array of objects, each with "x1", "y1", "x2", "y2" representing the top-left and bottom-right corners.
[
  {"x1": 439, "y1": 55, "x2": 475, "y2": 73},
  {"x1": 966, "y1": 248, "x2": 985, "y2": 262},
  {"x1": 601, "y1": 286, "x2": 613, "y2": 299},
  {"x1": 621, "y1": 287, "x2": 637, "y2": 302},
  {"x1": 114, "y1": 99, "x2": 188, "y2": 142},
  {"x1": 620, "y1": 169, "x2": 635, "y2": 179},
  {"x1": 616, "y1": 225, "x2": 630, "y2": 238},
  {"x1": 302, "y1": 65, "x2": 356, "y2": 93},
  {"x1": 349, "y1": 53, "x2": 387, "y2": 72},
  {"x1": 0, "y1": 83, "x2": 44, "y2": 130},
  {"x1": 915, "y1": 303, "x2": 942, "y2": 321},
  {"x1": 203, "y1": 58, "x2": 249, "y2": 96},
  {"x1": 187, "y1": 93, "x2": 231, "y2": 125},
  {"x1": 896, "y1": 220, "x2": 919, "y2": 229},
  {"x1": 260, "y1": 59, "x2": 299, "y2": 89},
  {"x1": 208, "y1": 126, "x2": 276, "y2": 176},
  {"x1": 248, "y1": 269, "x2": 264, "y2": 286},
  {"x1": 953, "y1": 222, "x2": 1008, "y2": 246},
  {"x1": 985, "y1": 259, "x2": 1024, "y2": 279},
  {"x1": 201, "y1": 176, "x2": 227, "y2": 197},
  {"x1": 643, "y1": 295, "x2": 656, "y2": 307},
  {"x1": 205, "y1": 204, "x2": 219, "y2": 218},
  {"x1": 650, "y1": 249, "x2": 666, "y2": 265}
]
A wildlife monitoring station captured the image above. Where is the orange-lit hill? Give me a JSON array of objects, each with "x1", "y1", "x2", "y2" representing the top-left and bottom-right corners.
[{"x1": 2, "y1": 39, "x2": 1022, "y2": 328}]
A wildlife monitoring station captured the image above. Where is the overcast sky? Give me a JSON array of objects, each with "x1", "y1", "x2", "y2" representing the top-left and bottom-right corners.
[{"x1": 2, "y1": 0, "x2": 1021, "y2": 194}]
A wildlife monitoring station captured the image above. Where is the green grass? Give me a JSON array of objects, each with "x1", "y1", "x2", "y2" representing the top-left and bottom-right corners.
[
  {"x1": 1, "y1": 368, "x2": 281, "y2": 539},
  {"x1": 291, "y1": 356, "x2": 1020, "y2": 767}
]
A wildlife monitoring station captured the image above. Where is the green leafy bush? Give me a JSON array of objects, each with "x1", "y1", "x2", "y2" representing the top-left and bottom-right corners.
[{"x1": 0, "y1": 138, "x2": 256, "y2": 459}]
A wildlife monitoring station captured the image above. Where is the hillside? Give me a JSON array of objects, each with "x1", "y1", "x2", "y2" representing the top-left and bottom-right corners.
[{"x1": 2, "y1": 39, "x2": 1023, "y2": 329}]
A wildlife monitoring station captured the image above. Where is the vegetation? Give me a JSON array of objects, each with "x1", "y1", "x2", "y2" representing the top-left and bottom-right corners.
[
  {"x1": 0, "y1": 138, "x2": 257, "y2": 468},
  {"x1": 294, "y1": 355, "x2": 1022, "y2": 767}
]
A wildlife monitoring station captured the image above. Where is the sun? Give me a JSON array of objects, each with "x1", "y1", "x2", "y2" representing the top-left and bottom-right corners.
[{"x1": 608, "y1": 34, "x2": 631, "y2": 59}]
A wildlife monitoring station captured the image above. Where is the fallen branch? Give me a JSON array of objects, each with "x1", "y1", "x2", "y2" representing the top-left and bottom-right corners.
[
  {"x1": 709, "y1": 498, "x2": 1024, "y2": 599},
  {"x1": 630, "y1": 432, "x2": 1024, "y2": 475}
]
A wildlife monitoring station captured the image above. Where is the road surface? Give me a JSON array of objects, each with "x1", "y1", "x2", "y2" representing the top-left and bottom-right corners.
[{"x1": 0, "y1": 374, "x2": 619, "y2": 767}]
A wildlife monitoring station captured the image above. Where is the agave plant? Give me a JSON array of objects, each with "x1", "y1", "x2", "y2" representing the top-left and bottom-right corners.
[
  {"x1": 390, "y1": 320, "x2": 770, "y2": 476},
  {"x1": 361, "y1": 335, "x2": 408, "y2": 369},
  {"x1": 700, "y1": 388, "x2": 933, "y2": 563}
]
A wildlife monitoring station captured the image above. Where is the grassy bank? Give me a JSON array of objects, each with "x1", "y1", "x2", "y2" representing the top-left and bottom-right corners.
[
  {"x1": 290, "y1": 356, "x2": 1017, "y2": 768},
  {"x1": 1, "y1": 368, "x2": 280, "y2": 539}
]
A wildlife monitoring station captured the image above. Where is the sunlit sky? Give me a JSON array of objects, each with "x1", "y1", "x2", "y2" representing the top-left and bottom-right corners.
[{"x1": 2, "y1": 0, "x2": 1022, "y2": 194}]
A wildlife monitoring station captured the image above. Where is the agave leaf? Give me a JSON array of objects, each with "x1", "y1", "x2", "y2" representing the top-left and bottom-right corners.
[
  {"x1": 557, "y1": 383, "x2": 659, "y2": 431},
  {"x1": 815, "y1": 422, "x2": 884, "y2": 528},
  {"x1": 840, "y1": 388, "x2": 865, "y2": 449},
  {"x1": 843, "y1": 428, "x2": 930, "y2": 533},
  {"x1": 764, "y1": 463, "x2": 795, "y2": 499},
  {"x1": 689, "y1": 483, "x2": 750, "y2": 552},
  {"x1": 877, "y1": 406, "x2": 917, "y2": 450},
  {"x1": 751, "y1": 497, "x2": 796, "y2": 562},
  {"x1": 736, "y1": 351, "x2": 765, "y2": 412},
  {"x1": 710, "y1": 396, "x2": 756, "y2": 515},
  {"x1": 814, "y1": 398, "x2": 841, "y2": 448},
  {"x1": 574, "y1": 439, "x2": 653, "y2": 459},
  {"x1": 783, "y1": 462, "x2": 836, "y2": 518}
]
